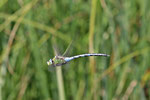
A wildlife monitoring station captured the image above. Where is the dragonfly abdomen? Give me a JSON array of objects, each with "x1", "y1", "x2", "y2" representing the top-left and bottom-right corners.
[
  {"x1": 64, "y1": 53, "x2": 109, "y2": 62},
  {"x1": 73, "y1": 53, "x2": 109, "y2": 58}
]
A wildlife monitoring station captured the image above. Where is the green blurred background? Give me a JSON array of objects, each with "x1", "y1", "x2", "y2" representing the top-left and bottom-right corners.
[{"x1": 0, "y1": 0, "x2": 150, "y2": 100}]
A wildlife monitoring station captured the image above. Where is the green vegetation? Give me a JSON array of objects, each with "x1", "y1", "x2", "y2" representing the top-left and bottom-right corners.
[{"x1": 0, "y1": 0, "x2": 150, "y2": 100}]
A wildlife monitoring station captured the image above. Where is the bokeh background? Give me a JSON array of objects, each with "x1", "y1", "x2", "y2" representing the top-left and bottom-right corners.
[{"x1": 0, "y1": 0, "x2": 150, "y2": 100}]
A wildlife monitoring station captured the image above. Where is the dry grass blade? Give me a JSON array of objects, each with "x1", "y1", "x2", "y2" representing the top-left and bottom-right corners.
[{"x1": 52, "y1": 37, "x2": 66, "y2": 100}]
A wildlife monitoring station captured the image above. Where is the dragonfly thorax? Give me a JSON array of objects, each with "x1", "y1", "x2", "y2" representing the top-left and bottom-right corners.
[{"x1": 47, "y1": 56, "x2": 67, "y2": 67}]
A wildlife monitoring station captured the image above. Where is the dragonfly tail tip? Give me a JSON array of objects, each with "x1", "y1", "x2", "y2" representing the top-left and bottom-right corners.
[{"x1": 106, "y1": 54, "x2": 110, "y2": 57}]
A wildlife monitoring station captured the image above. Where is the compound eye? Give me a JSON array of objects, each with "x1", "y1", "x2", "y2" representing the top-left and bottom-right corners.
[
  {"x1": 50, "y1": 59, "x2": 53, "y2": 64},
  {"x1": 47, "y1": 59, "x2": 53, "y2": 65}
]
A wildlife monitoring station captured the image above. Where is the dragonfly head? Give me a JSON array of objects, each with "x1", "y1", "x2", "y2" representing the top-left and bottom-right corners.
[{"x1": 47, "y1": 59, "x2": 53, "y2": 66}]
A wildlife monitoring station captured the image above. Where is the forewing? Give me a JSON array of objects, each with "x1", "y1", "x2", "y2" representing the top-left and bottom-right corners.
[
  {"x1": 62, "y1": 40, "x2": 74, "y2": 56},
  {"x1": 52, "y1": 37, "x2": 60, "y2": 56}
]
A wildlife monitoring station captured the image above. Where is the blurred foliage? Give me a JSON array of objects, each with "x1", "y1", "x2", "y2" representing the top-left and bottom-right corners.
[{"x1": 0, "y1": 0, "x2": 150, "y2": 100}]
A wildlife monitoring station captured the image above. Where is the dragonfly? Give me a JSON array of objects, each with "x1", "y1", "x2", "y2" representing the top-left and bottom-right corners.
[{"x1": 47, "y1": 53, "x2": 110, "y2": 67}]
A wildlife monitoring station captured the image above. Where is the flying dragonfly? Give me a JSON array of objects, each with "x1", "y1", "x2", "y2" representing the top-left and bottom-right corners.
[{"x1": 47, "y1": 53, "x2": 110, "y2": 67}]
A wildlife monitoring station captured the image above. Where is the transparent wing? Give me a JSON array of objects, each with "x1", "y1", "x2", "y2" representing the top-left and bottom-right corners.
[
  {"x1": 63, "y1": 33, "x2": 77, "y2": 56},
  {"x1": 48, "y1": 37, "x2": 60, "y2": 71},
  {"x1": 48, "y1": 65, "x2": 56, "y2": 72},
  {"x1": 62, "y1": 40, "x2": 73, "y2": 56},
  {"x1": 52, "y1": 37, "x2": 59, "y2": 56}
]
